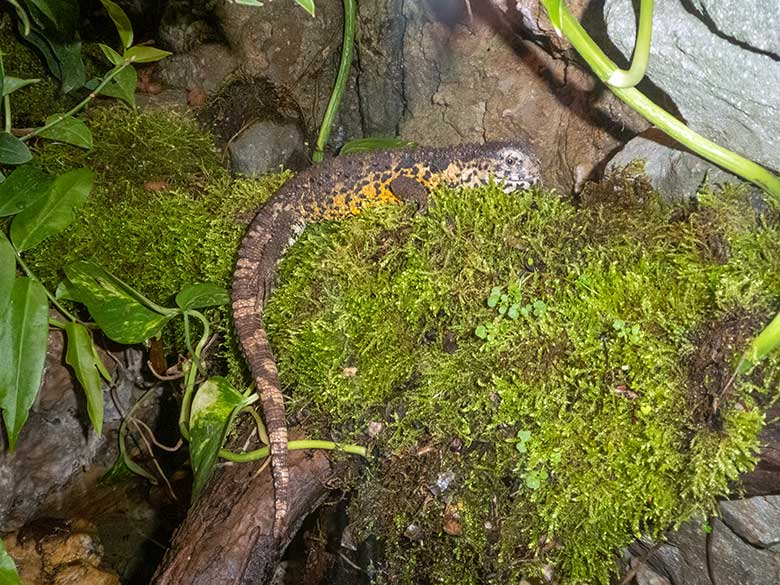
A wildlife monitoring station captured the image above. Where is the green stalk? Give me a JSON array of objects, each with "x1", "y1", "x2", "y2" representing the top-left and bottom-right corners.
[
  {"x1": 606, "y1": 0, "x2": 653, "y2": 88},
  {"x1": 177, "y1": 310, "x2": 210, "y2": 441},
  {"x1": 219, "y1": 439, "x2": 368, "y2": 463},
  {"x1": 20, "y1": 62, "x2": 130, "y2": 142},
  {"x1": 539, "y1": 0, "x2": 780, "y2": 198},
  {"x1": 312, "y1": 0, "x2": 356, "y2": 163}
]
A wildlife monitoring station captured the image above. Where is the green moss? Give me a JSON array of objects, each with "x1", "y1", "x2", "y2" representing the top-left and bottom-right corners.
[
  {"x1": 23, "y1": 105, "x2": 289, "y2": 382},
  {"x1": 265, "y1": 170, "x2": 780, "y2": 584}
]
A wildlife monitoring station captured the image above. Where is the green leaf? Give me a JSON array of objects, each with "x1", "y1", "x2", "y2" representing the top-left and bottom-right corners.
[
  {"x1": 86, "y1": 65, "x2": 136, "y2": 107},
  {"x1": 10, "y1": 167, "x2": 93, "y2": 251},
  {"x1": 21, "y1": 28, "x2": 85, "y2": 94},
  {"x1": 339, "y1": 136, "x2": 415, "y2": 156},
  {"x1": 2, "y1": 76, "x2": 41, "y2": 96},
  {"x1": 0, "y1": 164, "x2": 54, "y2": 217},
  {"x1": 123, "y1": 46, "x2": 172, "y2": 64},
  {"x1": 175, "y1": 283, "x2": 230, "y2": 310},
  {"x1": 22, "y1": 0, "x2": 78, "y2": 36},
  {"x1": 0, "y1": 132, "x2": 32, "y2": 165},
  {"x1": 0, "y1": 235, "x2": 16, "y2": 317},
  {"x1": 64, "y1": 322, "x2": 105, "y2": 434},
  {"x1": 0, "y1": 277, "x2": 49, "y2": 451},
  {"x1": 190, "y1": 377, "x2": 252, "y2": 499},
  {"x1": 475, "y1": 324, "x2": 487, "y2": 339},
  {"x1": 7, "y1": 0, "x2": 31, "y2": 36},
  {"x1": 517, "y1": 430, "x2": 532, "y2": 442},
  {"x1": 63, "y1": 261, "x2": 176, "y2": 344},
  {"x1": 37, "y1": 114, "x2": 93, "y2": 149},
  {"x1": 98, "y1": 0, "x2": 133, "y2": 48},
  {"x1": 295, "y1": 0, "x2": 316, "y2": 17},
  {"x1": 98, "y1": 43, "x2": 123, "y2": 66},
  {"x1": 0, "y1": 537, "x2": 21, "y2": 585}
]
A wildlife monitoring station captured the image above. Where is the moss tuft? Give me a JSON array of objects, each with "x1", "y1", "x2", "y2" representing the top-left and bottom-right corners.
[
  {"x1": 23, "y1": 105, "x2": 289, "y2": 382},
  {"x1": 265, "y1": 172, "x2": 780, "y2": 584}
]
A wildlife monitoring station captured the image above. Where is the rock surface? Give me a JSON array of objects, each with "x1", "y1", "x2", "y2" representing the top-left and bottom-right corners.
[
  {"x1": 627, "y1": 496, "x2": 780, "y2": 585},
  {"x1": 604, "y1": 0, "x2": 780, "y2": 195},
  {"x1": 154, "y1": 0, "x2": 645, "y2": 189}
]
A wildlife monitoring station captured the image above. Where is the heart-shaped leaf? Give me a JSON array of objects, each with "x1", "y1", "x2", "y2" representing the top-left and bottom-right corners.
[
  {"x1": 63, "y1": 261, "x2": 176, "y2": 344},
  {"x1": 0, "y1": 277, "x2": 49, "y2": 451},
  {"x1": 190, "y1": 377, "x2": 253, "y2": 499},
  {"x1": 37, "y1": 114, "x2": 93, "y2": 149},
  {"x1": 175, "y1": 283, "x2": 230, "y2": 310},
  {"x1": 10, "y1": 167, "x2": 93, "y2": 251},
  {"x1": 0, "y1": 133, "x2": 32, "y2": 165}
]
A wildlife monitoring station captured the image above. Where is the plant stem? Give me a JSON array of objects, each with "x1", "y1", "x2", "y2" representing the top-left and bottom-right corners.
[
  {"x1": 312, "y1": 0, "x2": 356, "y2": 163},
  {"x1": 20, "y1": 63, "x2": 130, "y2": 142},
  {"x1": 539, "y1": 0, "x2": 780, "y2": 198},
  {"x1": 219, "y1": 439, "x2": 368, "y2": 463},
  {"x1": 606, "y1": 0, "x2": 653, "y2": 88},
  {"x1": 15, "y1": 252, "x2": 79, "y2": 322},
  {"x1": 177, "y1": 310, "x2": 211, "y2": 441}
]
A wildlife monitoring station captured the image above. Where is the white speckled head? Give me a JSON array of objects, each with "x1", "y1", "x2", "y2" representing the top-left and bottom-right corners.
[{"x1": 491, "y1": 145, "x2": 542, "y2": 192}]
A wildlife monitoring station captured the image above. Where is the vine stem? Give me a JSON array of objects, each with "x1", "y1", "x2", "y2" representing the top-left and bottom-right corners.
[
  {"x1": 15, "y1": 252, "x2": 79, "y2": 322},
  {"x1": 312, "y1": 0, "x2": 356, "y2": 163},
  {"x1": 20, "y1": 62, "x2": 130, "y2": 142},
  {"x1": 177, "y1": 309, "x2": 210, "y2": 441},
  {"x1": 219, "y1": 439, "x2": 368, "y2": 463},
  {"x1": 606, "y1": 0, "x2": 653, "y2": 88},
  {"x1": 539, "y1": 0, "x2": 780, "y2": 198}
]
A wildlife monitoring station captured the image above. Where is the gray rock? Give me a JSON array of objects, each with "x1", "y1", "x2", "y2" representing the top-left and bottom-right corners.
[
  {"x1": 229, "y1": 120, "x2": 307, "y2": 176},
  {"x1": 604, "y1": 0, "x2": 780, "y2": 175},
  {"x1": 608, "y1": 134, "x2": 734, "y2": 200},
  {"x1": 719, "y1": 497, "x2": 780, "y2": 548},
  {"x1": 689, "y1": 1, "x2": 780, "y2": 55},
  {"x1": 709, "y1": 518, "x2": 780, "y2": 585},
  {"x1": 154, "y1": 43, "x2": 239, "y2": 93}
]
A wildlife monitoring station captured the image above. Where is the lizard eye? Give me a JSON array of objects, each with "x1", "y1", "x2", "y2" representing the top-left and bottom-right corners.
[{"x1": 505, "y1": 156, "x2": 516, "y2": 166}]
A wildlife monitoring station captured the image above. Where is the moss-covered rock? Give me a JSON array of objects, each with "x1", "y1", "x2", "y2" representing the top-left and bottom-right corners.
[
  {"x1": 24, "y1": 105, "x2": 289, "y2": 381},
  {"x1": 264, "y1": 169, "x2": 780, "y2": 584}
]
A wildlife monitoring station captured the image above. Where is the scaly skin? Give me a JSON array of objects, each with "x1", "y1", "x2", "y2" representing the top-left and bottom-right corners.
[{"x1": 231, "y1": 141, "x2": 540, "y2": 542}]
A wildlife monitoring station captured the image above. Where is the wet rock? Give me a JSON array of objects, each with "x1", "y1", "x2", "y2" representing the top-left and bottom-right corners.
[
  {"x1": 604, "y1": 0, "x2": 780, "y2": 193},
  {"x1": 228, "y1": 119, "x2": 308, "y2": 176},
  {"x1": 708, "y1": 517, "x2": 780, "y2": 585}
]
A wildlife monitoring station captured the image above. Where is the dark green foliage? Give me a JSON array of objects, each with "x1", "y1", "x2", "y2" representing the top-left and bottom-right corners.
[{"x1": 265, "y1": 170, "x2": 779, "y2": 584}]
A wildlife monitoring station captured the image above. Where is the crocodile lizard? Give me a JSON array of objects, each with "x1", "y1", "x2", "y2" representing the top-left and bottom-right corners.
[{"x1": 231, "y1": 141, "x2": 541, "y2": 542}]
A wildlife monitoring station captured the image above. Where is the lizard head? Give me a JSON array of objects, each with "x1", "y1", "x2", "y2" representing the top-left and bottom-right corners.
[{"x1": 487, "y1": 143, "x2": 542, "y2": 193}]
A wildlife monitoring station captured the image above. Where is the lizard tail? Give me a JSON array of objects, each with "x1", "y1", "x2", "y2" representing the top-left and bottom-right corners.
[{"x1": 232, "y1": 199, "x2": 302, "y2": 541}]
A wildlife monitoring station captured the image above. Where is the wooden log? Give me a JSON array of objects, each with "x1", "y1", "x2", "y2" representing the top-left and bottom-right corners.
[{"x1": 152, "y1": 445, "x2": 337, "y2": 585}]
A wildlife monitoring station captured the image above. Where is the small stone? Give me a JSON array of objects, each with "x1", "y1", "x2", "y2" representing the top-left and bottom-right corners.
[
  {"x1": 187, "y1": 86, "x2": 208, "y2": 108},
  {"x1": 430, "y1": 471, "x2": 456, "y2": 495},
  {"x1": 367, "y1": 421, "x2": 384, "y2": 438},
  {"x1": 403, "y1": 523, "x2": 422, "y2": 540},
  {"x1": 342, "y1": 366, "x2": 358, "y2": 378},
  {"x1": 448, "y1": 437, "x2": 464, "y2": 452}
]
